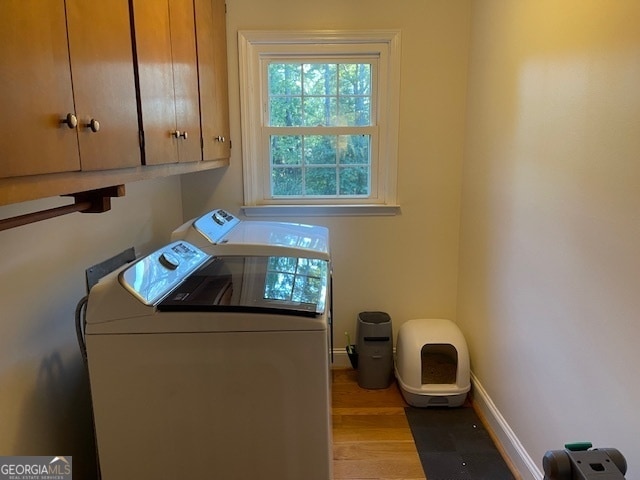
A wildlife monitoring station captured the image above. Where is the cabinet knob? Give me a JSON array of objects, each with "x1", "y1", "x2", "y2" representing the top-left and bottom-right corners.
[
  {"x1": 180, "y1": 131, "x2": 188, "y2": 140},
  {"x1": 86, "y1": 118, "x2": 100, "y2": 133},
  {"x1": 172, "y1": 130, "x2": 182, "y2": 139},
  {"x1": 61, "y1": 113, "x2": 78, "y2": 129},
  {"x1": 215, "y1": 136, "x2": 225, "y2": 143}
]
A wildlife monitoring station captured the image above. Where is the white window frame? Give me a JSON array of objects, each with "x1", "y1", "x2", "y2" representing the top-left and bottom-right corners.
[{"x1": 238, "y1": 30, "x2": 401, "y2": 216}]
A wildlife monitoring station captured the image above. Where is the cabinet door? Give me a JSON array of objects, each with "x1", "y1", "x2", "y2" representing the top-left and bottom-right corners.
[
  {"x1": 132, "y1": 0, "x2": 178, "y2": 166},
  {"x1": 169, "y1": 0, "x2": 202, "y2": 163},
  {"x1": 0, "y1": 0, "x2": 80, "y2": 178},
  {"x1": 195, "y1": 0, "x2": 231, "y2": 162},
  {"x1": 134, "y1": 0, "x2": 201, "y2": 165},
  {"x1": 66, "y1": 0, "x2": 141, "y2": 171}
]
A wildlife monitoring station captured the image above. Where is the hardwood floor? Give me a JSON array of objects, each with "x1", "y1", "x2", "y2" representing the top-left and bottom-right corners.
[{"x1": 331, "y1": 368, "x2": 427, "y2": 480}]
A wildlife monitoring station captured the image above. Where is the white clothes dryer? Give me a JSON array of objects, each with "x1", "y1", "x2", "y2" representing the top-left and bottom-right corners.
[
  {"x1": 85, "y1": 241, "x2": 332, "y2": 480},
  {"x1": 171, "y1": 208, "x2": 330, "y2": 260},
  {"x1": 171, "y1": 209, "x2": 335, "y2": 359}
]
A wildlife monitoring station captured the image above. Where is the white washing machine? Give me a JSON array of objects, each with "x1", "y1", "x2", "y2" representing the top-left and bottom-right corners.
[
  {"x1": 171, "y1": 208, "x2": 331, "y2": 260},
  {"x1": 85, "y1": 241, "x2": 332, "y2": 480},
  {"x1": 171, "y1": 208, "x2": 335, "y2": 358}
]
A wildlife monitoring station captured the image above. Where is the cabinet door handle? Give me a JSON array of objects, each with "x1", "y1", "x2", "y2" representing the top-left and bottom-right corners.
[
  {"x1": 180, "y1": 131, "x2": 188, "y2": 139},
  {"x1": 172, "y1": 130, "x2": 182, "y2": 139},
  {"x1": 215, "y1": 135, "x2": 225, "y2": 143},
  {"x1": 61, "y1": 113, "x2": 78, "y2": 129},
  {"x1": 86, "y1": 118, "x2": 100, "y2": 133}
]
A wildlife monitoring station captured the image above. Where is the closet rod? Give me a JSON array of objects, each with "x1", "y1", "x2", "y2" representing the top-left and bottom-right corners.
[
  {"x1": 0, "y1": 185, "x2": 125, "y2": 232},
  {"x1": 0, "y1": 201, "x2": 93, "y2": 231}
]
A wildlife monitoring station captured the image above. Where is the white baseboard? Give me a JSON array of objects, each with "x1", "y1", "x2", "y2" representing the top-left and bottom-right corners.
[
  {"x1": 331, "y1": 348, "x2": 355, "y2": 368},
  {"x1": 470, "y1": 372, "x2": 543, "y2": 480}
]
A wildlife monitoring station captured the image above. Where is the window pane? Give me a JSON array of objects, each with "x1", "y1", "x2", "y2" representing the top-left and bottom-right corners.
[
  {"x1": 269, "y1": 63, "x2": 302, "y2": 96},
  {"x1": 338, "y1": 135, "x2": 370, "y2": 165},
  {"x1": 264, "y1": 272, "x2": 295, "y2": 300},
  {"x1": 295, "y1": 258, "x2": 326, "y2": 276},
  {"x1": 270, "y1": 97, "x2": 302, "y2": 126},
  {"x1": 302, "y1": 97, "x2": 337, "y2": 127},
  {"x1": 338, "y1": 64, "x2": 371, "y2": 95},
  {"x1": 338, "y1": 64, "x2": 371, "y2": 126},
  {"x1": 338, "y1": 96, "x2": 370, "y2": 126},
  {"x1": 303, "y1": 64, "x2": 337, "y2": 95},
  {"x1": 293, "y1": 274, "x2": 323, "y2": 304},
  {"x1": 272, "y1": 167, "x2": 303, "y2": 196},
  {"x1": 264, "y1": 257, "x2": 326, "y2": 304},
  {"x1": 271, "y1": 136, "x2": 302, "y2": 165},
  {"x1": 304, "y1": 136, "x2": 337, "y2": 165},
  {"x1": 267, "y1": 256, "x2": 298, "y2": 273},
  {"x1": 305, "y1": 167, "x2": 337, "y2": 195},
  {"x1": 339, "y1": 166, "x2": 370, "y2": 195}
]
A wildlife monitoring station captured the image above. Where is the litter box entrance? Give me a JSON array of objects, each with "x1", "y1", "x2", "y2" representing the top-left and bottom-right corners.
[{"x1": 421, "y1": 343, "x2": 457, "y2": 384}]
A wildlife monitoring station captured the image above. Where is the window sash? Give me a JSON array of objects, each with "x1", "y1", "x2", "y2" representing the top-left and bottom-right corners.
[
  {"x1": 263, "y1": 128, "x2": 379, "y2": 200},
  {"x1": 265, "y1": 59, "x2": 377, "y2": 129},
  {"x1": 261, "y1": 56, "x2": 379, "y2": 201}
]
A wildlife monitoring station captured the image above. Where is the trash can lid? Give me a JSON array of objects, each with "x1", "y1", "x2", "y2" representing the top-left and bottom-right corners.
[{"x1": 358, "y1": 311, "x2": 391, "y2": 324}]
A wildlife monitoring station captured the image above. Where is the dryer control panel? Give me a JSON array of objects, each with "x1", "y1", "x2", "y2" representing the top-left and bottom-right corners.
[
  {"x1": 119, "y1": 241, "x2": 211, "y2": 306},
  {"x1": 193, "y1": 208, "x2": 240, "y2": 243}
]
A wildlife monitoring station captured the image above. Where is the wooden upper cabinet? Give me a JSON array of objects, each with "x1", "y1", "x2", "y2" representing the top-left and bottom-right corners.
[
  {"x1": 0, "y1": 0, "x2": 231, "y2": 208},
  {"x1": 195, "y1": 0, "x2": 231, "y2": 162},
  {"x1": 1, "y1": 0, "x2": 80, "y2": 178},
  {"x1": 65, "y1": 0, "x2": 141, "y2": 171},
  {"x1": 133, "y1": 0, "x2": 202, "y2": 165},
  {"x1": 0, "y1": 0, "x2": 140, "y2": 179},
  {"x1": 170, "y1": 0, "x2": 203, "y2": 163}
]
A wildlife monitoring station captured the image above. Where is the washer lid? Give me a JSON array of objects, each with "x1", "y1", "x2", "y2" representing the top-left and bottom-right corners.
[
  {"x1": 158, "y1": 255, "x2": 328, "y2": 317},
  {"x1": 119, "y1": 241, "x2": 211, "y2": 306}
]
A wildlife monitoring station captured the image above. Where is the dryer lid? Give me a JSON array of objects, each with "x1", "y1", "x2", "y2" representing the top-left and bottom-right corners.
[
  {"x1": 222, "y1": 221, "x2": 330, "y2": 258},
  {"x1": 158, "y1": 255, "x2": 329, "y2": 317},
  {"x1": 192, "y1": 208, "x2": 240, "y2": 243},
  {"x1": 189, "y1": 208, "x2": 330, "y2": 260}
]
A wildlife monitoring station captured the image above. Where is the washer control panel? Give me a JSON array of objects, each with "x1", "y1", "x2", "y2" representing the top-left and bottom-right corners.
[
  {"x1": 119, "y1": 241, "x2": 211, "y2": 305},
  {"x1": 192, "y1": 208, "x2": 240, "y2": 243}
]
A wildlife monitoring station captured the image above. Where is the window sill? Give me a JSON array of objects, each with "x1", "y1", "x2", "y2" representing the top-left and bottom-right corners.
[{"x1": 241, "y1": 204, "x2": 401, "y2": 217}]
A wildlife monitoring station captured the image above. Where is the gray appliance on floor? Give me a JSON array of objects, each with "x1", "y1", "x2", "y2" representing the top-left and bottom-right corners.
[{"x1": 356, "y1": 311, "x2": 393, "y2": 389}]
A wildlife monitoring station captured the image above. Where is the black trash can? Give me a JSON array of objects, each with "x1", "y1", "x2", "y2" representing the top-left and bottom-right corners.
[{"x1": 356, "y1": 311, "x2": 393, "y2": 389}]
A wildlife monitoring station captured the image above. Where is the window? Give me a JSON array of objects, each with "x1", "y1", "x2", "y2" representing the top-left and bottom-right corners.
[
  {"x1": 239, "y1": 30, "x2": 401, "y2": 215},
  {"x1": 264, "y1": 256, "x2": 327, "y2": 311},
  {"x1": 268, "y1": 62, "x2": 373, "y2": 198}
]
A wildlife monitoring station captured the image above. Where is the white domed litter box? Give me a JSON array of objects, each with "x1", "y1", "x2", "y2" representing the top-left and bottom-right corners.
[{"x1": 395, "y1": 319, "x2": 470, "y2": 407}]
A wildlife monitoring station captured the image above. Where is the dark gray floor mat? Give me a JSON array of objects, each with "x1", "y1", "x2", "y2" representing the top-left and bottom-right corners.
[{"x1": 405, "y1": 406, "x2": 515, "y2": 480}]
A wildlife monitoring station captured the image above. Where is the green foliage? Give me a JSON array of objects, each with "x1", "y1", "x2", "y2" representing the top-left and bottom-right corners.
[
  {"x1": 264, "y1": 257, "x2": 327, "y2": 305},
  {"x1": 268, "y1": 62, "x2": 373, "y2": 197},
  {"x1": 271, "y1": 135, "x2": 370, "y2": 197},
  {"x1": 271, "y1": 136, "x2": 301, "y2": 165},
  {"x1": 272, "y1": 167, "x2": 303, "y2": 196},
  {"x1": 268, "y1": 62, "x2": 371, "y2": 127}
]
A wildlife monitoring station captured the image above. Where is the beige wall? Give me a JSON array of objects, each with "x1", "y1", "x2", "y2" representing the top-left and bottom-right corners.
[
  {"x1": 6, "y1": 2, "x2": 637, "y2": 478},
  {"x1": 181, "y1": 0, "x2": 472, "y2": 348},
  {"x1": 0, "y1": 178, "x2": 183, "y2": 477},
  {"x1": 458, "y1": 0, "x2": 640, "y2": 477}
]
